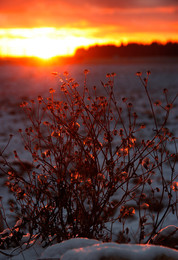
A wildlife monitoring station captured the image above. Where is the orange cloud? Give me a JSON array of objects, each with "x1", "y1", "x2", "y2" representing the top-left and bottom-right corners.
[
  {"x1": 0, "y1": 0, "x2": 178, "y2": 58},
  {"x1": 0, "y1": 0, "x2": 178, "y2": 28}
]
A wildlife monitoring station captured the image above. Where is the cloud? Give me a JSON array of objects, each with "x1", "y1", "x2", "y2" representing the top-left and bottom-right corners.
[
  {"x1": 0, "y1": 0, "x2": 177, "y2": 42},
  {"x1": 1, "y1": 0, "x2": 178, "y2": 13},
  {"x1": 0, "y1": 0, "x2": 178, "y2": 61},
  {"x1": 87, "y1": 0, "x2": 178, "y2": 8}
]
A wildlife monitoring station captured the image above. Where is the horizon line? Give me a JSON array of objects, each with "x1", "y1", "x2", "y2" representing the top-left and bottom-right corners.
[{"x1": 1, "y1": 41, "x2": 178, "y2": 61}]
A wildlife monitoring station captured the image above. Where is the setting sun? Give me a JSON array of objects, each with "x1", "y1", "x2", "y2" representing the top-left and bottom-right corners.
[
  {"x1": 1, "y1": 27, "x2": 178, "y2": 59},
  {"x1": 0, "y1": 27, "x2": 113, "y2": 59}
]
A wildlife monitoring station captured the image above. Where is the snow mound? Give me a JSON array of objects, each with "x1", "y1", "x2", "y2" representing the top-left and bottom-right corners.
[
  {"x1": 39, "y1": 237, "x2": 102, "y2": 259},
  {"x1": 39, "y1": 238, "x2": 178, "y2": 260},
  {"x1": 150, "y1": 225, "x2": 178, "y2": 249}
]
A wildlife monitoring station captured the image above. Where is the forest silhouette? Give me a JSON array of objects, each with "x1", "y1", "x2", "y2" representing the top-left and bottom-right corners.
[
  {"x1": 74, "y1": 42, "x2": 178, "y2": 61},
  {"x1": 1, "y1": 42, "x2": 178, "y2": 65}
]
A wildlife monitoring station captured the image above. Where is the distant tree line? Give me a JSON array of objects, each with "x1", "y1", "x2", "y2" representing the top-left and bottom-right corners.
[{"x1": 75, "y1": 42, "x2": 178, "y2": 59}]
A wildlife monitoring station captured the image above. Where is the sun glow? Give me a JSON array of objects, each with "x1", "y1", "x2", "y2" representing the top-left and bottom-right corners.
[
  {"x1": 0, "y1": 27, "x2": 111, "y2": 59},
  {"x1": 0, "y1": 27, "x2": 177, "y2": 59}
]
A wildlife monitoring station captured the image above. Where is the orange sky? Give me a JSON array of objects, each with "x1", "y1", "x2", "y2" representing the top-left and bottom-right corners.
[{"x1": 0, "y1": 0, "x2": 178, "y2": 58}]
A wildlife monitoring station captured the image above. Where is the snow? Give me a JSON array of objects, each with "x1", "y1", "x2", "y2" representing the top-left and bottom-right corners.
[
  {"x1": 153, "y1": 225, "x2": 178, "y2": 241},
  {"x1": 0, "y1": 237, "x2": 177, "y2": 260},
  {"x1": 150, "y1": 225, "x2": 178, "y2": 249},
  {"x1": 0, "y1": 243, "x2": 43, "y2": 260},
  {"x1": 39, "y1": 238, "x2": 102, "y2": 259},
  {"x1": 61, "y1": 243, "x2": 178, "y2": 260},
  {"x1": 0, "y1": 58, "x2": 178, "y2": 259},
  {"x1": 38, "y1": 238, "x2": 178, "y2": 260}
]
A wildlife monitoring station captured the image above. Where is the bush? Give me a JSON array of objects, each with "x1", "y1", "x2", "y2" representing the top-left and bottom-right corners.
[{"x1": 0, "y1": 70, "x2": 177, "y2": 248}]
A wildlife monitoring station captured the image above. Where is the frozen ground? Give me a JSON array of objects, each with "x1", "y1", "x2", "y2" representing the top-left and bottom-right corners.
[{"x1": 0, "y1": 57, "x2": 177, "y2": 259}]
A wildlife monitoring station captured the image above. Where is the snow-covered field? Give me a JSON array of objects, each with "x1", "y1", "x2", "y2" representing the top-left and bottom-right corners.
[{"x1": 0, "y1": 57, "x2": 178, "y2": 259}]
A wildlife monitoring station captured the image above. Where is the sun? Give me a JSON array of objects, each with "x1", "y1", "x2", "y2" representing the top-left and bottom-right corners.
[
  {"x1": 0, "y1": 27, "x2": 110, "y2": 59},
  {"x1": 25, "y1": 36, "x2": 71, "y2": 59},
  {"x1": 0, "y1": 28, "x2": 76, "y2": 59}
]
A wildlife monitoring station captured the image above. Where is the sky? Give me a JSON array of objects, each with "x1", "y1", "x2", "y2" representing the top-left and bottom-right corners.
[{"x1": 0, "y1": 0, "x2": 178, "y2": 58}]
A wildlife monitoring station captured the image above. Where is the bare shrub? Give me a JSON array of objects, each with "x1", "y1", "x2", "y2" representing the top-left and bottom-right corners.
[{"x1": 0, "y1": 70, "x2": 177, "y2": 249}]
